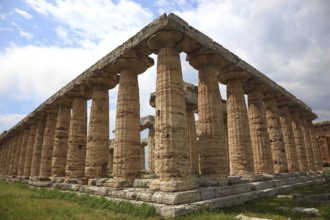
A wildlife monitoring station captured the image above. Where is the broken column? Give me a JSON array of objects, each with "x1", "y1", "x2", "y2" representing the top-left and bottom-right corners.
[
  {"x1": 147, "y1": 30, "x2": 194, "y2": 191},
  {"x1": 51, "y1": 97, "x2": 72, "y2": 177},
  {"x1": 246, "y1": 81, "x2": 274, "y2": 175},
  {"x1": 85, "y1": 74, "x2": 117, "y2": 180},
  {"x1": 106, "y1": 51, "x2": 152, "y2": 187},
  {"x1": 218, "y1": 68, "x2": 254, "y2": 177},
  {"x1": 187, "y1": 48, "x2": 228, "y2": 178}
]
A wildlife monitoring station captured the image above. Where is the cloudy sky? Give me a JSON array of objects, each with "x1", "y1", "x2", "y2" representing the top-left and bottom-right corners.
[{"x1": 1, "y1": 0, "x2": 329, "y2": 138}]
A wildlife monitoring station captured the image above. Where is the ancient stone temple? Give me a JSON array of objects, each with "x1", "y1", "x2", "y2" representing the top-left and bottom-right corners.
[
  {"x1": 313, "y1": 121, "x2": 330, "y2": 166},
  {"x1": 0, "y1": 13, "x2": 325, "y2": 217}
]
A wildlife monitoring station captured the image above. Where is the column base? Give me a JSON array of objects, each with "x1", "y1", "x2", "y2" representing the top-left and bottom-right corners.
[{"x1": 149, "y1": 179, "x2": 198, "y2": 192}]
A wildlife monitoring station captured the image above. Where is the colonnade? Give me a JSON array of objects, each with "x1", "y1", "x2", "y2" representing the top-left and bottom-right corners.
[
  {"x1": 313, "y1": 121, "x2": 330, "y2": 166},
  {"x1": 0, "y1": 18, "x2": 324, "y2": 192}
]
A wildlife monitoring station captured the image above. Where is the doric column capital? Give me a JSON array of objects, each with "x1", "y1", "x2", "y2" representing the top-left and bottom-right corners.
[
  {"x1": 111, "y1": 50, "x2": 154, "y2": 74},
  {"x1": 54, "y1": 96, "x2": 73, "y2": 108},
  {"x1": 186, "y1": 47, "x2": 225, "y2": 70},
  {"x1": 147, "y1": 30, "x2": 184, "y2": 52},
  {"x1": 218, "y1": 64, "x2": 250, "y2": 84},
  {"x1": 66, "y1": 85, "x2": 91, "y2": 100}
]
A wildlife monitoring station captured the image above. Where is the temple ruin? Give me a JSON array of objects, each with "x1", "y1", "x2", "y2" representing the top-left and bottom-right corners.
[{"x1": 0, "y1": 13, "x2": 326, "y2": 217}]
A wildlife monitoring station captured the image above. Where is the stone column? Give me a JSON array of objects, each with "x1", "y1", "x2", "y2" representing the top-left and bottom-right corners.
[
  {"x1": 17, "y1": 128, "x2": 30, "y2": 176},
  {"x1": 13, "y1": 130, "x2": 24, "y2": 176},
  {"x1": 4, "y1": 138, "x2": 13, "y2": 175},
  {"x1": 8, "y1": 134, "x2": 19, "y2": 175},
  {"x1": 278, "y1": 105, "x2": 299, "y2": 172},
  {"x1": 186, "y1": 105, "x2": 199, "y2": 175},
  {"x1": 108, "y1": 147, "x2": 114, "y2": 173},
  {"x1": 23, "y1": 123, "x2": 37, "y2": 176},
  {"x1": 140, "y1": 142, "x2": 146, "y2": 171},
  {"x1": 106, "y1": 51, "x2": 152, "y2": 188},
  {"x1": 0, "y1": 145, "x2": 3, "y2": 175},
  {"x1": 307, "y1": 120, "x2": 323, "y2": 172},
  {"x1": 300, "y1": 117, "x2": 315, "y2": 172},
  {"x1": 291, "y1": 112, "x2": 308, "y2": 171},
  {"x1": 147, "y1": 128, "x2": 155, "y2": 173},
  {"x1": 51, "y1": 98, "x2": 72, "y2": 177},
  {"x1": 218, "y1": 70, "x2": 254, "y2": 177},
  {"x1": 30, "y1": 116, "x2": 46, "y2": 177},
  {"x1": 85, "y1": 75, "x2": 116, "y2": 180},
  {"x1": 318, "y1": 136, "x2": 330, "y2": 166},
  {"x1": 264, "y1": 95, "x2": 288, "y2": 173},
  {"x1": 147, "y1": 31, "x2": 194, "y2": 191},
  {"x1": 246, "y1": 83, "x2": 274, "y2": 175},
  {"x1": 65, "y1": 90, "x2": 89, "y2": 181},
  {"x1": 39, "y1": 108, "x2": 58, "y2": 177},
  {"x1": 187, "y1": 49, "x2": 228, "y2": 178}
]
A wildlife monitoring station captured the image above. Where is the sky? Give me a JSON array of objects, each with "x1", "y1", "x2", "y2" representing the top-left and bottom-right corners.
[{"x1": 1, "y1": 0, "x2": 330, "y2": 139}]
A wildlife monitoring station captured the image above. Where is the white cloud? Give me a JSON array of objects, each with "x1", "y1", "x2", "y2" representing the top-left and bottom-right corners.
[
  {"x1": 0, "y1": 114, "x2": 27, "y2": 133},
  {"x1": 14, "y1": 8, "x2": 33, "y2": 20},
  {"x1": 19, "y1": 30, "x2": 33, "y2": 39}
]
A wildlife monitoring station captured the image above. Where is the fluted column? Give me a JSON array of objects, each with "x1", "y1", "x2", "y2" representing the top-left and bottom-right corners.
[
  {"x1": 147, "y1": 128, "x2": 155, "y2": 173},
  {"x1": 17, "y1": 128, "x2": 30, "y2": 176},
  {"x1": 30, "y1": 116, "x2": 46, "y2": 177},
  {"x1": 85, "y1": 75, "x2": 116, "y2": 180},
  {"x1": 12, "y1": 130, "x2": 24, "y2": 176},
  {"x1": 300, "y1": 117, "x2": 315, "y2": 171},
  {"x1": 108, "y1": 147, "x2": 114, "y2": 172},
  {"x1": 317, "y1": 136, "x2": 329, "y2": 166},
  {"x1": 291, "y1": 112, "x2": 308, "y2": 171},
  {"x1": 4, "y1": 138, "x2": 14, "y2": 175},
  {"x1": 264, "y1": 95, "x2": 288, "y2": 173},
  {"x1": 247, "y1": 84, "x2": 274, "y2": 175},
  {"x1": 278, "y1": 105, "x2": 299, "y2": 172},
  {"x1": 51, "y1": 98, "x2": 72, "y2": 177},
  {"x1": 307, "y1": 120, "x2": 323, "y2": 172},
  {"x1": 106, "y1": 51, "x2": 152, "y2": 187},
  {"x1": 23, "y1": 123, "x2": 37, "y2": 176},
  {"x1": 140, "y1": 143, "x2": 146, "y2": 171},
  {"x1": 218, "y1": 69, "x2": 254, "y2": 177},
  {"x1": 65, "y1": 92, "x2": 88, "y2": 181},
  {"x1": 187, "y1": 50, "x2": 228, "y2": 178},
  {"x1": 39, "y1": 108, "x2": 58, "y2": 177},
  {"x1": 0, "y1": 145, "x2": 4, "y2": 175},
  {"x1": 186, "y1": 106, "x2": 199, "y2": 175},
  {"x1": 147, "y1": 31, "x2": 195, "y2": 191},
  {"x1": 8, "y1": 135, "x2": 18, "y2": 175}
]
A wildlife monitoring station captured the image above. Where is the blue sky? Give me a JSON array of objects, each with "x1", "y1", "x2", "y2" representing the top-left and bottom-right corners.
[{"x1": 1, "y1": 0, "x2": 330, "y2": 138}]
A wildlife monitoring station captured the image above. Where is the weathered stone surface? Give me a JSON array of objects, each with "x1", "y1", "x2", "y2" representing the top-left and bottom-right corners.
[
  {"x1": 278, "y1": 105, "x2": 299, "y2": 172},
  {"x1": 247, "y1": 86, "x2": 273, "y2": 175},
  {"x1": 299, "y1": 117, "x2": 315, "y2": 171},
  {"x1": 147, "y1": 127, "x2": 155, "y2": 173},
  {"x1": 52, "y1": 102, "x2": 71, "y2": 177},
  {"x1": 65, "y1": 96, "x2": 87, "y2": 179},
  {"x1": 39, "y1": 109, "x2": 58, "y2": 177},
  {"x1": 30, "y1": 117, "x2": 46, "y2": 177},
  {"x1": 291, "y1": 113, "x2": 308, "y2": 171},
  {"x1": 17, "y1": 128, "x2": 30, "y2": 176},
  {"x1": 225, "y1": 77, "x2": 254, "y2": 177},
  {"x1": 308, "y1": 120, "x2": 324, "y2": 171},
  {"x1": 23, "y1": 124, "x2": 37, "y2": 176},
  {"x1": 188, "y1": 51, "x2": 228, "y2": 178},
  {"x1": 291, "y1": 207, "x2": 320, "y2": 217},
  {"x1": 186, "y1": 106, "x2": 199, "y2": 175},
  {"x1": 152, "y1": 44, "x2": 190, "y2": 188},
  {"x1": 8, "y1": 134, "x2": 18, "y2": 175},
  {"x1": 85, "y1": 84, "x2": 110, "y2": 179},
  {"x1": 13, "y1": 131, "x2": 24, "y2": 176},
  {"x1": 264, "y1": 96, "x2": 288, "y2": 173}
]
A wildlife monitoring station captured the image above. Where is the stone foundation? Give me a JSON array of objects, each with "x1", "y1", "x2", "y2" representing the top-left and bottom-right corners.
[{"x1": 0, "y1": 173, "x2": 325, "y2": 217}]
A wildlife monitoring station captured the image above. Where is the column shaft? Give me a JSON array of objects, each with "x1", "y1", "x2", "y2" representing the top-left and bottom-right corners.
[
  {"x1": 17, "y1": 129, "x2": 30, "y2": 176},
  {"x1": 30, "y1": 117, "x2": 46, "y2": 177},
  {"x1": 13, "y1": 131, "x2": 24, "y2": 176},
  {"x1": 141, "y1": 146, "x2": 145, "y2": 170},
  {"x1": 52, "y1": 105, "x2": 71, "y2": 177},
  {"x1": 279, "y1": 106, "x2": 299, "y2": 172},
  {"x1": 39, "y1": 110, "x2": 58, "y2": 176},
  {"x1": 307, "y1": 120, "x2": 323, "y2": 171},
  {"x1": 227, "y1": 79, "x2": 254, "y2": 176},
  {"x1": 318, "y1": 137, "x2": 330, "y2": 165},
  {"x1": 154, "y1": 47, "x2": 189, "y2": 180},
  {"x1": 8, "y1": 136, "x2": 18, "y2": 175},
  {"x1": 65, "y1": 97, "x2": 87, "y2": 179},
  {"x1": 23, "y1": 124, "x2": 37, "y2": 176},
  {"x1": 291, "y1": 113, "x2": 308, "y2": 171},
  {"x1": 187, "y1": 107, "x2": 199, "y2": 175},
  {"x1": 198, "y1": 65, "x2": 228, "y2": 177},
  {"x1": 147, "y1": 128, "x2": 155, "y2": 173},
  {"x1": 4, "y1": 139, "x2": 13, "y2": 175},
  {"x1": 264, "y1": 97, "x2": 288, "y2": 173},
  {"x1": 85, "y1": 86, "x2": 109, "y2": 179},
  {"x1": 112, "y1": 69, "x2": 141, "y2": 185},
  {"x1": 108, "y1": 148, "x2": 114, "y2": 172},
  {"x1": 300, "y1": 117, "x2": 315, "y2": 171},
  {"x1": 247, "y1": 89, "x2": 274, "y2": 174}
]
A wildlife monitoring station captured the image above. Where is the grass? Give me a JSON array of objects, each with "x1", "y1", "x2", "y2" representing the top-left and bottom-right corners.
[{"x1": 0, "y1": 179, "x2": 329, "y2": 219}]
